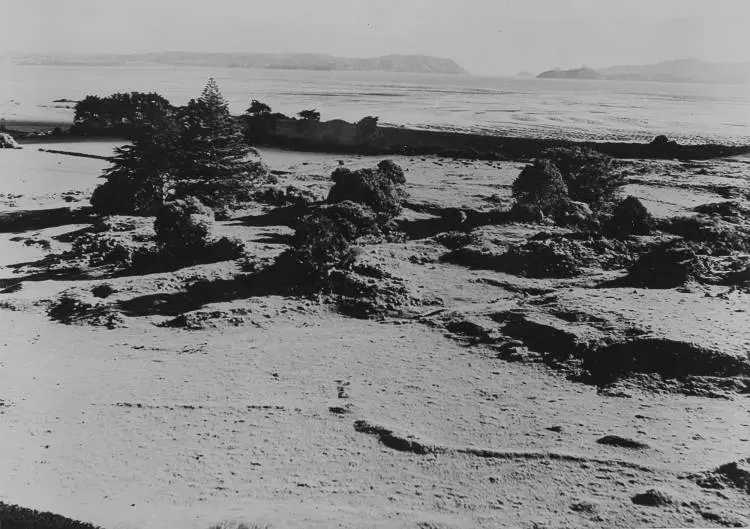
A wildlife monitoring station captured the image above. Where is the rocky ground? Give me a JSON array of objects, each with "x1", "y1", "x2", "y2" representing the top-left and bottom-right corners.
[{"x1": 0, "y1": 142, "x2": 749, "y2": 529}]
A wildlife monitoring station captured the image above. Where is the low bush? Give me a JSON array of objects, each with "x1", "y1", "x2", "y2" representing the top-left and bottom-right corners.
[
  {"x1": 317, "y1": 201, "x2": 382, "y2": 241},
  {"x1": 150, "y1": 197, "x2": 245, "y2": 268},
  {"x1": 254, "y1": 185, "x2": 322, "y2": 208},
  {"x1": 70, "y1": 234, "x2": 135, "y2": 267},
  {"x1": 542, "y1": 147, "x2": 622, "y2": 210},
  {"x1": 327, "y1": 163, "x2": 407, "y2": 219},
  {"x1": 90, "y1": 172, "x2": 164, "y2": 216},
  {"x1": 608, "y1": 196, "x2": 654, "y2": 236},
  {"x1": 47, "y1": 295, "x2": 124, "y2": 329},
  {"x1": 154, "y1": 197, "x2": 215, "y2": 255},
  {"x1": 279, "y1": 211, "x2": 358, "y2": 286},
  {"x1": 377, "y1": 159, "x2": 406, "y2": 185},
  {"x1": 511, "y1": 160, "x2": 569, "y2": 219}
]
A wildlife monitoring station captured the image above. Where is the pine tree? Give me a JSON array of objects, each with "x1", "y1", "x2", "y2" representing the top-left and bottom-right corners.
[
  {"x1": 91, "y1": 79, "x2": 268, "y2": 216},
  {"x1": 176, "y1": 78, "x2": 259, "y2": 180},
  {"x1": 171, "y1": 78, "x2": 267, "y2": 212}
]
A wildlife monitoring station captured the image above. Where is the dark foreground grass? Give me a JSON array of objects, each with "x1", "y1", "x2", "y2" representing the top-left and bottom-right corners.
[{"x1": 0, "y1": 502, "x2": 101, "y2": 529}]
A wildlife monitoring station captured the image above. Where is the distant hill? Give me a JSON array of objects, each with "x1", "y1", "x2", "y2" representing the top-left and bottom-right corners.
[
  {"x1": 12, "y1": 52, "x2": 468, "y2": 74},
  {"x1": 538, "y1": 59, "x2": 750, "y2": 84},
  {"x1": 538, "y1": 67, "x2": 602, "y2": 80},
  {"x1": 516, "y1": 71, "x2": 536, "y2": 77}
]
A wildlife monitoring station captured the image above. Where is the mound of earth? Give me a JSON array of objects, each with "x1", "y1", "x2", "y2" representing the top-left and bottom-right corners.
[
  {"x1": 691, "y1": 459, "x2": 750, "y2": 494},
  {"x1": 627, "y1": 240, "x2": 750, "y2": 288},
  {"x1": 330, "y1": 263, "x2": 442, "y2": 319}
]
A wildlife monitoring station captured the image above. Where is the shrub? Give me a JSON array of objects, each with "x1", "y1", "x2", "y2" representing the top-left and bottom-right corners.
[
  {"x1": 328, "y1": 165, "x2": 406, "y2": 219},
  {"x1": 609, "y1": 196, "x2": 654, "y2": 236},
  {"x1": 280, "y1": 211, "x2": 358, "y2": 285},
  {"x1": 542, "y1": 147, "x2": 622, "y2": 210},
  {"x1": 206, "y1": 236, "x2": 247, "y2": 261},
  {"x1": 316, "y1": 201, "x2": 382, "y2": 240},
  {"x1": 511, "y1": 160, "x2": 569, "y2": 218},
  {"x1": 377, "y1": 159, "x2": 406, "y2": 185},
  {"x1": 47, "y1": 295, "x2": 125, "y2": 329},
  {"x1": 154, "y1": 197, "x2": 215, "y2": 255},
  {"x1": 91, "y1": 158, "x2": 170, "y2": 215}
]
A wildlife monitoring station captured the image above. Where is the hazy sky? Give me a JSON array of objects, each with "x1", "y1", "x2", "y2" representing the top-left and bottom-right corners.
[{"x1": 2, "y1": 0, "x2": 749, "y2": 74}]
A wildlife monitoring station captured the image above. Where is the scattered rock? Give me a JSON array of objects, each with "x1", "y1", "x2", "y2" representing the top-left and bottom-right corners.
[
  {"x1": 160, "y1": 308, "x2": 255, "y2": 330},
  {"x1": 631, "y1": 489, "x2": 674, "y2": 507},
  {"x1": 569, "y1": 501, "x2": 598, "y2": 514},
  {"x1": 596, "y1": 435, "x2": 649, "y2": 450}
]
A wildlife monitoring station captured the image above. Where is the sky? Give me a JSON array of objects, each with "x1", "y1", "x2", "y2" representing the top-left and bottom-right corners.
[{"x1": 2, "y1": 0, "x2": 749, "y2": 74}]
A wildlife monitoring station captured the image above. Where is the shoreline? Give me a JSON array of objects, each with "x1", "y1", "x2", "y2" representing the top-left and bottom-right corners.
[{"x1": 7, "y1": 116, "x2": 750, "y2": 161}]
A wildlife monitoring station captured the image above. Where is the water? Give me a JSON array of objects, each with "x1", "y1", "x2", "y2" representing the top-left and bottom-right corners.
[{"x1": 2, "y1": 64, "x2": 750, "y2": 145}]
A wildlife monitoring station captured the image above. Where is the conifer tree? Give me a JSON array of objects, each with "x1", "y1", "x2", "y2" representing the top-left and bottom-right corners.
[
  {"x1": 91, "y1": 79, "x2": 268, "y2": 216},
  {"x1": 175, "y1": 78, "x2": 259, "y2": 180},
  {"x1": 171, "y1": 78, "x2": 267, "y2": 212}
]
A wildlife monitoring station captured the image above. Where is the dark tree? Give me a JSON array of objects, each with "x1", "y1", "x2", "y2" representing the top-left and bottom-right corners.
[
  {"x1": 91, "y1": 79, "x2": 268, "y2": 215},
  {"x1": 91, "y1": 119, "x2": 182, "y2": 215},
  {"x1": 171, "y1": 78, "x2": 267, "y2": 210},
  {"x1": 298, "y1": 109, "x2": 321, "y2": 122},
  {"x1": 72, "y1": 92, "x2": 172, "y2": 137},
  {"x1": 246, "y1": 99, "x2": 272, "y2": 116}
]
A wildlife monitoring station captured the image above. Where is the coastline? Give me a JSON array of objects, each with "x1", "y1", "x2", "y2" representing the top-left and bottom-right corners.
[{"x1": 7, "y1": 116, "x2": 750, "y2": 162}]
